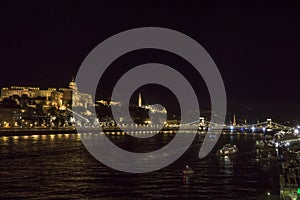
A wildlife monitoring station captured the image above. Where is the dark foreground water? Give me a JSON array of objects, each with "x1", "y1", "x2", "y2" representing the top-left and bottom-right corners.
[{"x1": 0, "y1": 133, "x2": 280, "y2": 199}]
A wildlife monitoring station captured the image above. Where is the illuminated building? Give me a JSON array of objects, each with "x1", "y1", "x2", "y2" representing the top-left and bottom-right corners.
[
  {"x1": 0, "y1": 108, "x2": 21, "y2": 127},
  {"x1": 51, "y1": 91, "x2": 63, "y2": 107},
  {"x1": 137, "y1": 92, "x2": 167, "y2": 114},
  {"x1": 1, "y1": 86, "x2": 55, "y2": 100},
  {"x1": 96, "y1": 100, "x2": 121, "y2": 106},
  {"x1": 67, "y1": 78, "x2": 93, "y2": 108},
  {"x1": 0, "y1": 78, "x2": 93, "y2": 109}
]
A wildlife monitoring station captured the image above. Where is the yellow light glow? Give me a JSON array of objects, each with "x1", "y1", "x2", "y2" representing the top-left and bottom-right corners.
[{"x1": 32, "y1": 135, "x2": 39, "y2": 140}]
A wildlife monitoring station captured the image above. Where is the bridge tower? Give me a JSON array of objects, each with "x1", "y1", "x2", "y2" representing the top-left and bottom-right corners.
[
  {"x1": 267, "y1": 118, "x2": 272, "y2": 128},
  {"x1": 199, "y1": 117, "x2": 205, "y2": 126},
  {"x1": 198, "y1": 117, "x2": 207, "y2": 131}
]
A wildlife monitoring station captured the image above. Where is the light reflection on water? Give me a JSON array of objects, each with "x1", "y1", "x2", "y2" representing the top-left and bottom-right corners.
[{"x1": 0, "y1": 133, "x2": 279, "y2": 199}]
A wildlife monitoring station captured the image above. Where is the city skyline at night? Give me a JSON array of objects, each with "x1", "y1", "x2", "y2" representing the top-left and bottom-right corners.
[
  {"x1": 1, "y1": 2, "x2": 300, "y2": 121},
  {"x1": 1, "y1": 2, "x2": 300, "y2": 199}
]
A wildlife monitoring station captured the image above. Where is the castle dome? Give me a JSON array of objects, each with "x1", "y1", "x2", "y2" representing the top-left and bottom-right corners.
[{"x1": 69, "y1": 77, "x2": 77, "y2": 90}]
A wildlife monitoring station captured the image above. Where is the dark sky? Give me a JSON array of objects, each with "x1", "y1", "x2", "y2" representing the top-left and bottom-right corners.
[{"x1": 1, "y1": 1, "x2": 300, "y2": 121}]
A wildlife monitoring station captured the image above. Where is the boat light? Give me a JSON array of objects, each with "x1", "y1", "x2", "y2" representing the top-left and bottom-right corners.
[{"x1": 285, "y1": 142, "x2": 290, "y2": 146}]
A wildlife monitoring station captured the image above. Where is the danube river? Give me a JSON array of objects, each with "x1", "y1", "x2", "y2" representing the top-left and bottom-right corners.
[{"x1": 0, "y1": 132, "x2": 280, "y2": 199}]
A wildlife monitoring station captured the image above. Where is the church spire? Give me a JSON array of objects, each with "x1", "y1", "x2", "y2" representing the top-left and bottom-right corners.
[
  {"x1": 138, "y1": 93, "x2": 142, "y2": 107},
  {"x1": 233, "y1": 114, "x2": 236, "y2": 126}
]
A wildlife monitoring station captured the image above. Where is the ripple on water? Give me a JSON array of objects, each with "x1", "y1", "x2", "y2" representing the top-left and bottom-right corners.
[{"x1": 0, "y1": 133, "x2": 277, "y2": 199}]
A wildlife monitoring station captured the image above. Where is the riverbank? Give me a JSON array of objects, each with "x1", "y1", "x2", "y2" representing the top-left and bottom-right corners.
[
  {"x1": 0, "y1": 127, "x2": 77, "y2": 136},
  {"x1": 0, "y1": 126, "x2": 267, "y2": 137}
]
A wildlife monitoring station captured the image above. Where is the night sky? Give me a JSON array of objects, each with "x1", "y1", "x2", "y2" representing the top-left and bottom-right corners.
[{"x1": 1, "y1": 1, "x2": 300, "y2": 122}]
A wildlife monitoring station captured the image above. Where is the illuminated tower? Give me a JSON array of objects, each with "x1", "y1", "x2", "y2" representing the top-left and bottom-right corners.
[
  {"x1": 233, "y1": 114, "x2": 236, "y2": 126},
  {"x1": 138, "y1": 93, "x2": 142, "y2": 107}
]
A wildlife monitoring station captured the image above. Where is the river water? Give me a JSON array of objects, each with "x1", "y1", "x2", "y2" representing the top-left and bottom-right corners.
[{"x1": 0, "y1": 133, "x2": 280, "y2": 199}]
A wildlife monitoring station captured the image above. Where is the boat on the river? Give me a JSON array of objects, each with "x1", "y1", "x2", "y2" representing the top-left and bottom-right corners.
[{"x1": 217, "y1": 144, "x2": 238, "y2": 156}]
